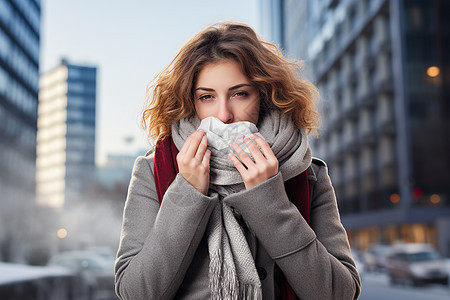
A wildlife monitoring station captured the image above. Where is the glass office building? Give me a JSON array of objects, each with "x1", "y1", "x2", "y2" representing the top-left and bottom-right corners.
[
  {"x1": 262, "y1": 0, "x2": 450, "y2": 256},
  {"x1": 37, "y1": 59, "x2": 97, "y2": 209},
  {"x1": 0, "y1": 0, "x2": 41, "y2": 261}
]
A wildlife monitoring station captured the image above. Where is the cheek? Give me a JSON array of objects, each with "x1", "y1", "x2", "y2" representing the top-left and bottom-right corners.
[
  {"x1": 194, "y1": 102, "x2": 213, "y2": 119},
  {"x1": 240, "y1": 98, "x2": 260, "y2": 123}
]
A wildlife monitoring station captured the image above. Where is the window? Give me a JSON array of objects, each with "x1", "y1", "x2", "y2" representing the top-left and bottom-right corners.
[
  {"x1": 0, "y1": 67, "x2": 9, "y2": 95},
  {"x1": 0, "y1": 0, "x2": 12, "y2": 25},
  {"x1": 0, "y1": 28, "x2": 11, "y2": 60}
]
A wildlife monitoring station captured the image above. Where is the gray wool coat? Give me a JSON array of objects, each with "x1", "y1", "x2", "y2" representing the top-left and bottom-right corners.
[{"x1": 114, "y1": 153, "x2": 361, "y2": 299}]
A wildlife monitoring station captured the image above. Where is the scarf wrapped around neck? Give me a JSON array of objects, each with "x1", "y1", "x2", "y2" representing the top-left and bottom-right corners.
[
  {"x1": 170, "y1": 111, "x2": 311, "y2": 299},
  {"x1": 172, "y1": 111, "x2": 311, "y2": 186}
]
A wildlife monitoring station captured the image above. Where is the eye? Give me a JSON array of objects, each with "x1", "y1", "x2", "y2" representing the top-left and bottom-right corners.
[
  {"x1": 233, "y1": 91, "x2": 249, "y2": 98},
  {"x1": 198, "y1": 94, "x2": 213, "y2": 101}
]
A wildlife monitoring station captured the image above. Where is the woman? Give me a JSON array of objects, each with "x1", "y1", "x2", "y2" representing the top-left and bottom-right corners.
[{"x1": 115, "y1": 22, "x2": 361, "y2": 299}]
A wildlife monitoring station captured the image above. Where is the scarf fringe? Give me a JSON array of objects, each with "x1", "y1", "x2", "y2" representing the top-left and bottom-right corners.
[
  {"x1": 221, "y1": 261, "x2": 239, "y2": 300},
  {"x1": 209, "y1": 248, "x2": 240, "y2": 300},
  {"x1": 209, "y1": 248, "x2": 223, "y2": 298},
  {"x1": 209, "y1": 248, "x2": 261, "y2": 300},
  {"x1": 239, "y1": 282, "x2": 263, "y2": 300}
]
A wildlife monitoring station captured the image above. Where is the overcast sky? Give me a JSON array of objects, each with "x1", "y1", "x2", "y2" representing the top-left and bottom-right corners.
[{"x1": 40, "y1": 0, "x2": 259, "y2": 164}]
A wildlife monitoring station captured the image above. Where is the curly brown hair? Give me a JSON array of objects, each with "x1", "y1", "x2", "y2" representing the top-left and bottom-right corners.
[{"x1": 142, "y1": 22, "x2": 321, "y2": 145}]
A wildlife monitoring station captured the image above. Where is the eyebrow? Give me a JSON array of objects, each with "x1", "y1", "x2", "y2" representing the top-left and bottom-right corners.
[{"x1": 194, "y1": 83, "x2": 252, "y2": 92}]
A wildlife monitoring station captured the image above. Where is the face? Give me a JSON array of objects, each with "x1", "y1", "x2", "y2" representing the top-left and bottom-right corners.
[{"x1": 194, "y1": 60, "x2": 260, "y2": 124}]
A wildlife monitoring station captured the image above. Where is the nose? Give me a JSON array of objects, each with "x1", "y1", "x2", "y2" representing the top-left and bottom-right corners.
[{"x1": 217, "y1": 100, "x2": 233, "y2": 124}]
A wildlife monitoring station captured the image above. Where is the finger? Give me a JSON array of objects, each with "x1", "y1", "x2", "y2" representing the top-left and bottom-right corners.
[
  {"x1": 228, "y1": 153, "x2": 248, "y2": 175},
  {"x1": 202, "y1": 149, "x2": 211, "y2": 168},
  {"x1": 250, "y1": 134, "x2": 276, "y2": 160},
  {"x1": 243, "y1": 137, "x2": 265, "y2": 161},
  {"x1": 230, "y1": 142, "x2": 254, "y2": 167},
  {"x1": 185, "y1": 129, "x2": 205, "y2": 158},
  {"x1": 179, "y1": 133, "x2": 192, "y2": 154},
  {"x1": 195, "y1": 134, "x2": 208, "y2": 162}
]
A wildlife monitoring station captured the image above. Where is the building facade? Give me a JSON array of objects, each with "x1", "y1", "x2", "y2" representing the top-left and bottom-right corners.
[
  {"x1": 0, "y1": 0, "x2": 41, "y2": 262},
  {"x1": 264, "y1": 0, "x2": 450, "y2": 256},
  {"x1": 37, "y1": 59, "x2": 97, "y2": 209},
  {"x1": 259, "y1": 0, "x2": 284, "y2": 46}
]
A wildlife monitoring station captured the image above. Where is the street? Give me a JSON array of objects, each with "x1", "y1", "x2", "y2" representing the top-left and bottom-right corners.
[{"x1": 360, "y1": 272, "x2": 450, "y2": 300}]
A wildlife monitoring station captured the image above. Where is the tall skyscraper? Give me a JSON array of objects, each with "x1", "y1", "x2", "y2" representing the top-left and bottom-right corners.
[
  {"x1": 37, "y1": 59, "x2": 97, "y2": 208},
  {"x1": 262, "y1": 0, "x2": 450, "y2": 256},
  {"x1": 259, "y1": 0, "x2": 284, "y2": 46},
  {"x1": 0, "y1": 0, "x2": 41, "y2": 262}
]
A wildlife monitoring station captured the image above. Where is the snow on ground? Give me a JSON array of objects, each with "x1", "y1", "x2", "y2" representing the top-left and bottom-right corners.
[{"x1": 0, "y1": 262, "x2": 73, "y2": 285}]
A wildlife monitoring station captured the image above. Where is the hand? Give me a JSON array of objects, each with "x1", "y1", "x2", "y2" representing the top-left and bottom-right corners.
[
  {"x1": 228, "y1": 134, "x2": 278, "y2": 189},
  {"x1": 176, "y1": 129, "x2": 211, "y2": 195}
]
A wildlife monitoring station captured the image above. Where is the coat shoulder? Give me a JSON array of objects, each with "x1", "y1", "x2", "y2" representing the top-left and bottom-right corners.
[
  {"x1": 307, "y1": 157, "x2": 327, "y2": 182},
  {"x1": 311, "y1": 157, "x2": 326, "y2": 167}
]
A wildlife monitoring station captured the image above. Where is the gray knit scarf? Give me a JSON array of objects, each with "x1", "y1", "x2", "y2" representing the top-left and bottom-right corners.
[{"x1": 172, "y1": 111, "x2": 311, "y2": 299}]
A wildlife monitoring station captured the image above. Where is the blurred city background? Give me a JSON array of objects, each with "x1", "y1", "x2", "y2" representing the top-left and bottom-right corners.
[{"x1": 0, "y1": 0, "x2": 449, "y2": 299}]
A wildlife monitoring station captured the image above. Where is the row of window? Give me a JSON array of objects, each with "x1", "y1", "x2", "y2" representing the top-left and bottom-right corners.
[
  {"x1": 309, "y1": 4, "x2": 389, "y2": 79},
  {"x1": 36, "y1": 164, "x2": 65, "y2": 183},
  {"x1": 0, "y1": 0, "x2": 40, "y2": 63},
  {"x1": 0, "y1": 28, "x2": 39, "y2": 91},
  {"x1": 37, "y1": 116, "x2": 95, "y2": 142},
  {"x1": 1, "y1": 70, "x2": 38, "y2": 117},
  {"x1": 66, "y1": 137, "x2": 95, "y2": 151},
  {"x1": 37, "y1": 141, "x2": 95, "y2": 168},
  {"x1": 36, "y1": 136, "x2": 65, "y2": 155},
  {"x1": 36, "y1": 151, "x2": 65, "y2": 169},
  {"x1": 67, "y1": 81, "x2": 96, "y2": 94},
  {"x1": 0, "y1": 0, "x2": 40, "y2": 35},
  {"x1": 36, "y1": 122, "x2": 65, "y2": 143},
  {"x1": 314, "y1": 121, "x2": 396, "y2": 168},
  {"x1": 14, "y1": 0, "x2": 41, "y2": 33},
  {"x1": 39, "y1": 82, "x2": 67, "y2": 103},
  {"x1": 40, "y1": 66, "x2": 68, "y2": 89},
  {"x1": 37, "y1": 126, "x2": 95, "y2": 156},
  {"x1": 315, "y1": 32, "x2": 390, "y2": 89},
  {"x1": 39, "y1": 82, "x2": 96, "y2": 106},
  {"x1": 37, "y1": 109, "x2": 66, "y2": 128},
  {"x1": 323, "y1": 93, "x2": 394, "y2": 133},
  {"x1": 38, "y1": 95, "x2": 67, "y2": 116},
  {"x1": 67, "y1": 109, "x2": 95, "y2": 123},
  {"x1": 67, "y1": 95, "x2": 96, "y2": 109},
  {"x1": 315, "y1": 139, "x2": 396, "y2": 192},
  {"x1": 66, "y1": 122, "x2": 95, "y2": 136},
  {"x1": 10, "y1": 10, "x2": 40, "y2": 63},
  {"x1": 68, "y1": 67, "x2": 97, "y2": 81}
]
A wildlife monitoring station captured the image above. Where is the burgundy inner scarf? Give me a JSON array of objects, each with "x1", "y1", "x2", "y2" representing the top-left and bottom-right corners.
[{"x1": 154, "y1": 136, "x2": 310, "y2": 300}]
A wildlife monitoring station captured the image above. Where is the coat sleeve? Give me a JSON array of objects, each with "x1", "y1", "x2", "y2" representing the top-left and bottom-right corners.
[
  {"x1": 223, "y1": 164, "x2": 361, "y2": 300},
  {"x1": 114, "y1": 155, "x2": 218, "y2": 299}
]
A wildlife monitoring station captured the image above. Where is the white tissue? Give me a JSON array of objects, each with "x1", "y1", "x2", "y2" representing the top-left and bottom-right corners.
[{"x1": 198, "y1": 117, "x2": 264, "y2": 154}]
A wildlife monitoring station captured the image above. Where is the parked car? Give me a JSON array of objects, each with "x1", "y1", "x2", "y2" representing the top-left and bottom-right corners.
[
  {"x1": 362, "y1": 244, "x2": 392, "y2": 272},
  {"x1": 387, "y1": 243, "x2": 449, "y2": 286},
  {"x1": 85, "y1": 247, "x2": 116, "y2": 267},
  {"x1": 48, "y1": 250, "x2": 117, "y2": 300}
]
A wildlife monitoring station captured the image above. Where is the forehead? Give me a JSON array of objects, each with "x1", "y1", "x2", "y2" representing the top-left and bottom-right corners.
[{"x1": 195, "y1": 60, "x2": 250, "y2": 87}]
